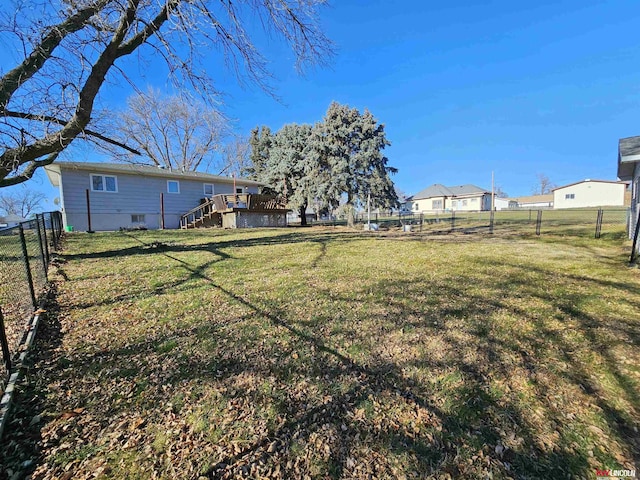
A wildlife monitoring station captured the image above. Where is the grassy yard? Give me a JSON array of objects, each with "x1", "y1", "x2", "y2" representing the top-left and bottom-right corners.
[{"x1": 1, "y1": 226, "x2": 639, "y2": 479}]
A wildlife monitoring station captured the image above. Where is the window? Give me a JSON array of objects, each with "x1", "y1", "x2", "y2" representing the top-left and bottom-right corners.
[
  {"x1": 471, "y1": 198, "x2": 477, "y2": 203},
  {"x1": 167, "y1": 180, "x2": 180, "y2": 194},
  {"x1": 90, "y1": 174, "x2": 117, "y2": 192},
  {"x1": 131, "y1": 214, "x2": 145, "y2": 224},
  {"x1": 204, "y1": 184, "x2": 214, "y2": 196},
  {"x1": 565, "y1": 193, "x2": 575, "y2": 200},
  {"x1": 462, "y1": 199, "x2": 468, "y2": 206},
  {"x1": 236, "y1": 187, "x2": 243, "y2": 194},
  {"x1": 452, "y1": 200, "x2": 458, "y2": 208},
  {"x1": 414, "y1": 203, "x2": 419, "y2": 211},
  {"x1": 432, "y1": 199, "x2": 442, "y2": 209}
]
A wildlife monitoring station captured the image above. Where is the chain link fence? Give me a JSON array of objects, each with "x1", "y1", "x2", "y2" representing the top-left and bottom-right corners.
[
  {"x1": 319, "y1": 207, "x2": 629, "y2": 239},
  {"x1": 0, "y1": 212, "x2": 63, "y2": 391}
]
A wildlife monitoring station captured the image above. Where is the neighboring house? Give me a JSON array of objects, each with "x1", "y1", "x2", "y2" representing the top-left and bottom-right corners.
[
  {"x1": 618, "y1": 135, "x2": 640, "y2": 237},
  {"x1": 511, "y1": 194, "x2": 554, "y2": 209},
  {"x1": 45, "y1": 162, "x2": 263, "y2": 231},
  {"x1": 0, "y1": 214, "x2": 27, "y2": 228},
  {"x1": 494, "y1": 197, "x2": 518, "y2": 210},
  {"x1": 552, "y1": 179, "x2": 627, "y2": 209},
  {"x1": 409, "y1": 184, "x2": 492, "y2": 213}
]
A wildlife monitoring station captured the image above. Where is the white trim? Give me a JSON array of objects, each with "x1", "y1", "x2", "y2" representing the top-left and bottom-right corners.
[
  {"x1": 167, "y1": 180, "x2": 180, "y2": 194},
  {"x1": 621, "y1": 153, "x2": 640, "y2": 163},
  {"x1": 90, "y1": 173, "x2": 118, "y2": 193}
]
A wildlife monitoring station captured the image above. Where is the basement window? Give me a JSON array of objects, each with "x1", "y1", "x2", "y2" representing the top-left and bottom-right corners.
[{"x1": 131, "y1": 214, "x2": 145, "y2": 224}]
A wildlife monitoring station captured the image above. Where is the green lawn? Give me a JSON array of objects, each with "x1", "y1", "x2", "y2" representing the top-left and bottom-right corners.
[{"x1": 1, "y1": 226, "x2": 639, "y2": 479}]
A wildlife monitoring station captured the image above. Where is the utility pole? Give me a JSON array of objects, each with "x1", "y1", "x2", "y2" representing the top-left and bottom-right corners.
[{"x1": 491, "y1": 171, "x2": 495, "y2": 212}]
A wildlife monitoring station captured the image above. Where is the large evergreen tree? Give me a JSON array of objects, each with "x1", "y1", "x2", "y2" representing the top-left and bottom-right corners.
[
  {"x1": 248, "y1": 102, "x2": 398, "y2": 227},
  {"x1": 264, "y1": 123, "x2": 315, "y2": 225},
  {"x1": 247, "y1": 126, "x2": 273, "y2": 184},
  {"x1": 313, "y1": 102, "x2": 398, "y2": 226}
]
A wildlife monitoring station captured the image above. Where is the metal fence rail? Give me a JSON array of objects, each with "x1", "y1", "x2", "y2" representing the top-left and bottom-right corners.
[{"x1": 0, "y1": 211, "x2": 63, "y2": 390}]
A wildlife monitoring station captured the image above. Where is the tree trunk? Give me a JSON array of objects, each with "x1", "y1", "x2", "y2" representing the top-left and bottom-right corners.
[
  {"x1": 299, "y1": 204, "x2": 307, "y2": 226},
  {"x1": 346, "y1": 203, "x2": 355, "y2": 228}
]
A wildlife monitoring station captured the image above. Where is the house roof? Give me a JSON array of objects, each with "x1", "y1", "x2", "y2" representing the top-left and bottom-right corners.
[
  {"x1": 412, "y1": 183, "x2": 490, "y2": 200},
  {"x1": 513, "y1": 194, "x2": 553, "y2": 205},
  {"x1": 44, "y1": 161, "x2": 264, "y2": 187},
  {"x1": 552, "y1": 179, "x2": 628, "y2": 192},
  {"x1": 618, "y1": 136, "x2": 640, "y2": 180}
]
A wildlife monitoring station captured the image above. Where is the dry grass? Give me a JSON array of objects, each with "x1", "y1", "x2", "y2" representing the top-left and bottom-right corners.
[{"x1": 1, "y1": 226, "x2": 638, "y2": 479}]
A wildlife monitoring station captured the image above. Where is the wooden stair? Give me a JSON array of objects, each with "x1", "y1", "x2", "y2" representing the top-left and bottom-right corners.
[{"x1": 180, "y1": 198, "x2": 220, "y2": 229}]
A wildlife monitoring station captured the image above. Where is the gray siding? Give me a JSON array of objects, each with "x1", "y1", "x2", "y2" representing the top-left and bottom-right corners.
[{"x1": 60, "y1": 169, "x2": 259, "y2": 231}]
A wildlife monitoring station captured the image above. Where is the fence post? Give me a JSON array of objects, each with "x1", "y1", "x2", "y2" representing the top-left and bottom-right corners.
[
  {"x1": 19, "y1": 225, "x2": 37, "y2": 308},
  {"x1": 86, "y1": 189, "x2": 94, "y2": 233},
  {"x1": 0, "y1": 307, "x2": 11, "y2": 374},
  {"x1": 40, "y1": 214, "x2": 50, "y2": 265},
  {"x1": 629, "y1": 208, "x2": 640, "y2": 263},
  {"x1": 595, "y1": 209, "x2": 603, "y2": 239},
  {"x1": 160, "y1": 193, "x2": 165, "y2": 230},
  {"x1": 451, "y1": 210, "x2": 456, "y2": 231},
  {"x1": 35, "y1": 215, "x2": 48, "y2": 277},
  {"x1": 536, "y1": 210, "x2": 542, "y2": 236},
  {"x1": 489, "y1": 209, "x2": 495, "y2": 234}
]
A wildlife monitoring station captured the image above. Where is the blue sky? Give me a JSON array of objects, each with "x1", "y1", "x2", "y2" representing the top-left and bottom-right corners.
[{"x1": 11, "y1": 0, "x2": 640, "y2": 207}]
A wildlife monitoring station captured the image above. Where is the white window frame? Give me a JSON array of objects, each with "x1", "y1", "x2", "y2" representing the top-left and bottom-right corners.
[
  {"x1": 131, "y1": 214, "x2": 145, "y2": 224},
  {"x1": 90, "y1": 174, "x2": 118, "y2": 193},
  {"x1": 167, "y1": 180, "x2": 180, "y2": 194},
  {"x1": 203, "y1": 183, "x2": 214, "y2": 196}
]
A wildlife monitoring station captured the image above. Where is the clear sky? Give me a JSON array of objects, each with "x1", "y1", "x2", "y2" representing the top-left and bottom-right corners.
[{"x1": 10, "y1": 0, "x2": 640, "y2": 207}]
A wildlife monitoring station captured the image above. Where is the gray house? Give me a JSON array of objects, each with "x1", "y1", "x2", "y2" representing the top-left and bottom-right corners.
[
  {"x1": 45, "y1": 162, "x2": 262, "y2": 231},
  {"x1": 618, "y1": 135, "x2": 640, "y2": 237},
  {"x1": 408, "y1": 184, "x2": 492, "y2": 213}
]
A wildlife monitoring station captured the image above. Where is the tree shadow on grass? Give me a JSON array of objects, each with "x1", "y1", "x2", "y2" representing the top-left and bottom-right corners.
[
  {"x1": 62, "y1": 235, "x2": 607, "y2": 477},
  {"x1": 3, "y1": 230, "x2": 637, "y2": 478}
]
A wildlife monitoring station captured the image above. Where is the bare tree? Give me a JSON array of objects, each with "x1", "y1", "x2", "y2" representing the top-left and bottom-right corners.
[
  {"x1": 0, "y1": 0, "x2": 333, "y2": 187},
  {"x1": 0, "y1": 189, "x2": 46, "y2": 217},
  {"x1": 532, "y1": 173, "x2": 556, "y2": 195},
  {"x1": 113, "y1": 88, "x2": 228, "y2": 171},
  {"x1": 494, "y1": 185, "x2": 508, "y2": 197},
  {"x1": 218, "y1": 135, "x2": 252, "y2": 177}
]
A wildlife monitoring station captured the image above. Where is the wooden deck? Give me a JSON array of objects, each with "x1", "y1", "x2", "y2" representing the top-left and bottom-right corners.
[{"x1": 180, "y1": 194, "x2": 288, "y2": 229}]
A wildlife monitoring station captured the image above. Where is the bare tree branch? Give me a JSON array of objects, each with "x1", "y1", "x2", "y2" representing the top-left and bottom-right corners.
[
  {"x1": 3, "y1": 110, "x2": 141, "y2": 154},
  {"x1": 0, "y1": 0, "x2": 333, "y2": 187}
]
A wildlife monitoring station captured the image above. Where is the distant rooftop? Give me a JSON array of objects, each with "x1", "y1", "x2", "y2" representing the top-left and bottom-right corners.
[{"x1": 413, "y1": 183, "x2": 490, "y2": 200}]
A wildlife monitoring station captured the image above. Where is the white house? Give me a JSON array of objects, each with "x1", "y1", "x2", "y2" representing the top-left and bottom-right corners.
[
  {"x1": 618, "y1": 135, "x2": 640, "y2": 237},
  {"x1": 511, "y1": 194, "x2": 554, "y2": 209},
  {"x1": 408, "y1": 184, "x2": 492, "y2": 213},
  {"x1": 552, "y1": 179, "x2": 627, "y2": 209},
  {"x1": 0, "y1": 214, "x2": 27, "y2": 228},
  {"x1": 494, "y1": 197, "x2": 518, "y2": 210},
  {"x1": 45, "y1": 162, "x2": 263, "y2": 231}
]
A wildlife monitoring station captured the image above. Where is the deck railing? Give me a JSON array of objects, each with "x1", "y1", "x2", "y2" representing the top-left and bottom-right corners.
[{"x1": 180, "y1": 194, "x2": 288, "y2": 229}]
